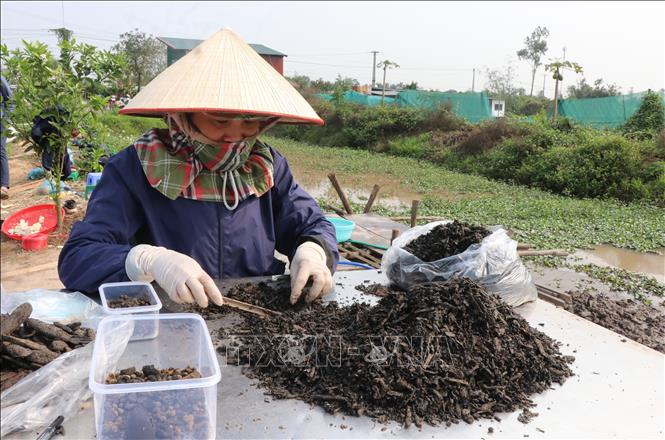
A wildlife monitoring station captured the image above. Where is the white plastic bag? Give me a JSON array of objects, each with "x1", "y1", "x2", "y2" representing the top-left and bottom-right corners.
[
  {"x1": 1, "y1": 289, "x2": 105, "y2": 329},
  {"x1": 381, "y1": 221, "x2": 537, "y2": 307},
  {"x1": 0, "y1": 292, "x2": 129, "y2": 436}
]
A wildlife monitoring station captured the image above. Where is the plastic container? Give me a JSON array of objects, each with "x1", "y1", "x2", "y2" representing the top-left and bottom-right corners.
[
  {"x1": 86, "y1": 172, "x2": 103, "y2": 186},
  {"x1": 99, "y1": 282, "x2": 162, "y2": 341},
  {"x1": 2, "y1": 204, "x2": 64, "y2": 241},
  {"x1": 326, "y1": 216, "x2": 356, "y2": 243},
  {"x1": 85, "y1": 172, "x2": 103, "y2": 200},
  {"x1": 89, "y1": 314, "x2": 221, "y2": 440},
  {"x1": 21, "y1": 233, "x2": 48, "y2": 251}
]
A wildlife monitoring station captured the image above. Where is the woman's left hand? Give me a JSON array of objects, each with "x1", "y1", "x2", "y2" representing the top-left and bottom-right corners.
[{"x1": 289, "y1": 242, "x2": 332, "y2": 304}]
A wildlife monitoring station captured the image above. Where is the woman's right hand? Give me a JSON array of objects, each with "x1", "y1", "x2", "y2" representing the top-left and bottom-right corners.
[{"x1": 125, "y1": 245, "x2": 224, "y2": 308}]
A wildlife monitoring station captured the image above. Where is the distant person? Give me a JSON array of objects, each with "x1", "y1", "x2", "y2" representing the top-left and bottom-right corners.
[
  {"x1": 31, "y1": 106, "x2": 74, "y2": 180},
  {"x1": 1, "y1": 75, "x2": 13, "y2": 199}
]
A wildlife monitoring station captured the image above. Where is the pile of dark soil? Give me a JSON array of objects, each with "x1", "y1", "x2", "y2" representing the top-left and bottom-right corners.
[
  {"x1": 565, "y1": 292, "x2": 665, "y2": 353},
  {"x1": 218, "y1": 278, "x2": 574, "y2": 427},
  {"x1": 107, "y1": 294, "x2": 152, "y2": 309},
  {"x1": 105, "y1": 365, "x2": 202, "y2": 384},
  {"x1": 355, "y1": 283, "x2": 400, "y2": 297},
  {"x1": 1, "y1": 303, "x2": 95, "y2": 391},
  {"x1": 404, "y1": 220, "x2": 491, "y2": 262}
]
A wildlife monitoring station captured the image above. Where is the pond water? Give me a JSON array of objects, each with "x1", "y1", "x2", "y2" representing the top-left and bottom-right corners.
[{"x1": 572, "y1": 246, "x2": 665, "y2": 282}]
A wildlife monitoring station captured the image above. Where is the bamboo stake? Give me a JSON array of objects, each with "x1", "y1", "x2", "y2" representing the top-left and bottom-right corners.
[
  {"x1": 363, "y1": 184, "x2": 381, "y2": 213},
  {"x1": 327, "y1": 173, "x2": 353, "y2": 215},
  {"x1": 410, "y1": 200, "x2": 420, "y2": 228}
]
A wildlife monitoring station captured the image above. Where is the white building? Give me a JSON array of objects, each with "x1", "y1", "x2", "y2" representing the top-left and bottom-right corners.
[{"x1": 489, "y1": 98, "x2": 506, "y2": 118}]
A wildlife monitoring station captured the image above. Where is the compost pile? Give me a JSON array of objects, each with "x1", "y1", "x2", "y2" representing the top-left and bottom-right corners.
[
  {"x1": 0, "y1": 303, "x2": 95, "y2": 391},
  {"x1": 404, "y1": 220, "x2": 491, "y2": 262},
  {"x1": 218, "y1": 278, "x2": 574, "y2": 427},
  {"x1": 565, "y1": 292, "x2": 665, "y2": 354},
  {"x1": 108, "y1": 294, "x2": 152, "y2": 309}
]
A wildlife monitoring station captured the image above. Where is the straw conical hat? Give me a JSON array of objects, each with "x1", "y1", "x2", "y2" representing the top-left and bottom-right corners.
[{"x1": 120, "y1": 28, "x2": 323, "y2": 125}]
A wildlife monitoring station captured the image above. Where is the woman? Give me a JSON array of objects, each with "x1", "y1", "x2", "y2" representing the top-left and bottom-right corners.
[{"x1": 58, "y1": 29, "x2": 338, "y2": 307}]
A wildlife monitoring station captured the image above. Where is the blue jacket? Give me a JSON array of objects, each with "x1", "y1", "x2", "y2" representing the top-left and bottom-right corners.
[{"x1": 58, "y1": 144, "x2": 339, "y2": 293}]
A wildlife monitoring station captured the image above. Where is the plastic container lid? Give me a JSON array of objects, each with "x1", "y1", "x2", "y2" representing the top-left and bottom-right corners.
[
  {"x1": 99, "y1": 282, "x2": 162, "y2": 314},
  {"x1": 21, "y1": 233, "x2": 48, "y2": 251},
  {"x1": 89, "y1": 313, "x2": 221, "y2": 394}
]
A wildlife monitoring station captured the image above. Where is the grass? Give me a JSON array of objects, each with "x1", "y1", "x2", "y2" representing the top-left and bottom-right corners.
[{"x1": 266, "y1": 136, "x2": 665, "y2": 253}]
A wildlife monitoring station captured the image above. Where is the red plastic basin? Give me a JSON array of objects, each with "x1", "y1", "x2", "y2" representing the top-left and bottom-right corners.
[
  {"x1": 2, "y1": 204, "x2": 64, "y2": 241},
  {"x1": 21, "y1": 233, "x2": 49, "y2": 251}
]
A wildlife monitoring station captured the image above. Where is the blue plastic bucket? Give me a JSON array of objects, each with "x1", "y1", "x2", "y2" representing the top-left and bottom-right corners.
[{"x1": 326, "y1": 217, "x2": 356, "y2": 243}]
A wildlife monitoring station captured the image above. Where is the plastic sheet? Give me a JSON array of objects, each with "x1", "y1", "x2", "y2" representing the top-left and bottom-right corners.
[
  {"x1": 0, "y1": 292, "x2": 130, "y2": 436},
  {"x1": 381, "y1": 221, "x2": 537, "y2": 307},
  {"x1": 1, "y1": 289, "x2": 105, "y2": 329}
]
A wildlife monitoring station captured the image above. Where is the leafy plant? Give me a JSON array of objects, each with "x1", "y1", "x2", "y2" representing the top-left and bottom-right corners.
[
  {"x1": 622, "y1": 90, "x2": 665, "y2": 139},
  {"x1": 1, "y1": 39, "x2": 111, "y2": 227}
]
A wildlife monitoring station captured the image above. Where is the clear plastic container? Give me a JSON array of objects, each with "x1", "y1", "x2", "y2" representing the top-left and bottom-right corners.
[
  {"x1": 89, "y1": 314, "x2": 221, "y2": 440},
  {"x1": 99, "y1": 282, "x2": 162, "y2": 340},
  {"x1": 99, "y1": 281, "x2": 162, "y2": 314}
]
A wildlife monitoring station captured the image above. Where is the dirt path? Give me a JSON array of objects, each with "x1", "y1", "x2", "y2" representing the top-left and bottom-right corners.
[{"x1": 1, "y1": 147, "x2": 86, "y2": 293}]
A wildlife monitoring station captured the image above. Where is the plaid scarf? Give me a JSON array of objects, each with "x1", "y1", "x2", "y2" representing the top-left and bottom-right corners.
[{"x1": 133, "y1": 115, "x2": 278, "y2": 208}]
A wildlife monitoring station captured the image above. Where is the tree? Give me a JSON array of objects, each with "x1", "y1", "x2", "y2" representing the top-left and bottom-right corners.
[
  {"x1": 113, "y1": 29, "x2": 165, "y2": 92},
  {"x1": 567, "y1": 78, "x2": 620, "y2": 99},
  {"x1": 484, "y1": 63, "x2": 522, "y2": 98},
  {"x1": 517, "y1": 26, "x2": 550, "y2": 96},
  {"x1": 1, "y1": 40, "x2": 111, "y2": 227},
  {"x1": 545, "y1": 60, "x2": 583, "y2": 120},
  {"x1": 377, "y1": 60, "x2": 399, "y2": 105}
]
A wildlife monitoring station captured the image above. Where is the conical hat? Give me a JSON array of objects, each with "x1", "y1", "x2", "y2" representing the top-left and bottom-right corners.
[{"x1": 120, "y1": 28, "x2": 323, "y2": 125}]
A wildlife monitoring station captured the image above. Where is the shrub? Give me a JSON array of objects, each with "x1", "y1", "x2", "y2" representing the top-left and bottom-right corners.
[
  {"x1": 455, "y1": 118, "x2": 526, "y2": 155},
  {"x1": 622, "y1": 90, "x2": 665, "y2": 139}
]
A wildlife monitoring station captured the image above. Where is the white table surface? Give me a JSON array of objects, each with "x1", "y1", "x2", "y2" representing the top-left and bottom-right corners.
[{"x1": 9, "y1": 270, "x2": 664, "y2": 439}]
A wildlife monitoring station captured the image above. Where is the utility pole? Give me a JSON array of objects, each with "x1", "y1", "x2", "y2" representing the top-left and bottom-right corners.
[
  {"x1": 471, "y1": 68, "x2": 475, "y2": 92},
  {"x1": 371, "y1": 51, "x2": 379, "y2": 89},
  {"x1": 542, "y1": 73, "x2": 546, "y2": 97}
]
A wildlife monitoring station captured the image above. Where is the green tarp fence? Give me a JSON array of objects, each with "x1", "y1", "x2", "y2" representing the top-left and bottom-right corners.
[
  {"x1": 395, "y1": 90, "x2": 492, "y2": 123},
  {"x1": 317, "y1": 91, "x2": 395, "y2": 106},
  {"x1": 317, "y1": 90, "x2": 492, "y2": 123},
  {"x1": 558, "y1": 91, "x2": 665, "y2": 128}
]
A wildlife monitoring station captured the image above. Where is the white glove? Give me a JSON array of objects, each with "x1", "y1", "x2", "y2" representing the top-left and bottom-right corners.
[
  {"x1": 125, "y1": 244, "x2": 224, "y2": 308},
  {"x1": 289, "y1": 242, "x2": 332, "y2": 304}
]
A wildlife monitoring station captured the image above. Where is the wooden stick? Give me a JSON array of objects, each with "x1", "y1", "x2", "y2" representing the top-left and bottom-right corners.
[
  {"x1": 410, "y1": 200, "x2": 420, "y2": 228},
  {"x1": 518, "y1": 250, "x2": 569, "y2": 257},
  {"x1": 390, "y1": 215, "x2": 445, "y2": 222},
  {"x1": 517, "y1": 243, "x2": 532, "y2": 250},
  {"x1": 363, "y1": 184, "x2": 381, "y2": 213},
  {"x1": 537, "y1": 291, "x2": 567, "y2": 308},
  {"x1": 324, "y1": 204, "x2": 346, "y2": 217},
  {"x1": 223, "y1": 297, "x2": 282, "y2": 318},
  {"x1": 327, "y1": 173, "x2": 353, "y2": 215},
  {"x1": 390, "y1": 229, "x2": 400, "y2": 245}
]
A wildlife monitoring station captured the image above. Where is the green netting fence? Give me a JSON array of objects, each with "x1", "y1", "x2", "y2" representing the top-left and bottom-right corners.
[
  {"x1": 558, "y1": 91, "x2": 665, "y2": 128},
  {"x1": 317, "y1": 90, "x2": 492, "y2": 122}
]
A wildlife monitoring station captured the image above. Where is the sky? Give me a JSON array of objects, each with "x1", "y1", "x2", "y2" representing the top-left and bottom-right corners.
[{"x1": 1, "y1": 1, "x2": 664, "y2": 98}]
